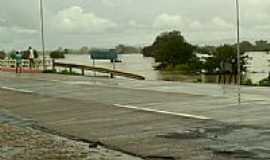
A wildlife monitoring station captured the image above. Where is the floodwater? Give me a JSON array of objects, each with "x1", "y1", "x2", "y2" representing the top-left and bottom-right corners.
[
  {"x1": 59, "y1": 54, "x2": 160, "y2": 80},
  {"x1": 58, "y1": 53, "x2": 270, "y2": 83},
  {"x1": 245, "y1": 51, "x2": 270, "y2": 83}
]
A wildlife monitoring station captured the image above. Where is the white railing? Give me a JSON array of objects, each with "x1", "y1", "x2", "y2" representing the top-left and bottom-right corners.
[{"x1": 0, "y1": 59, "x2": 52, "y2": 69}]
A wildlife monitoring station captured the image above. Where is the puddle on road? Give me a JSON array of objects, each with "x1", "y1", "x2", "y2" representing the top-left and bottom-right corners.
[
  {"x1": 157, "y1": 124, "x2": 242, "y2": 140},
  {"x1": 209, "y1": 127, "x2": 270, "y2": 160},
  {"x1": 157, "y1": 124, "x2": 270, "y2": 160},
  {"x1": 0, "y1": 112, "x2": 35, "y2": 127}
]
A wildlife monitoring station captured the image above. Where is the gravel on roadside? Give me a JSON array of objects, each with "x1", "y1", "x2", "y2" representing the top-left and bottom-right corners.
[{"x1": 0, "y1": 113, "x2": 143, "y2": 160}]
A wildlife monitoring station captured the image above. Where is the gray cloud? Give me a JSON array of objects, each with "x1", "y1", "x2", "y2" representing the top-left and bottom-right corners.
[
  {"x1": 51, "y1": 6, "x2": 117, "y2": 34},
  {"x1": 1, "y1": 0, "x2": 270, "y2": 50}
]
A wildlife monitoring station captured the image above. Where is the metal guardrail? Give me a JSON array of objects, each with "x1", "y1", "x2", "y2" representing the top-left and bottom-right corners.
[
  {"x1": 0, "y1": 59, "x2": 52, "y2": 69},
  {"x1": 54, "y1": 62, "x2": 145, "y2": 80}
]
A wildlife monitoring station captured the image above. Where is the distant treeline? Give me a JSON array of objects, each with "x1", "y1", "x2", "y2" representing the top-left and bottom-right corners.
[
  {"x1": 50, "y1": 44, "x2": 141, "y2": 55},
  {"x1": 238, "y1": 40, "x2": 270, "y2": 52},
  {"x1": 114, "y1": 44, "x2": 141, "y2": 54},
  {"x1": 0, "y1": 50, "x2": 39, "y2": 60}
]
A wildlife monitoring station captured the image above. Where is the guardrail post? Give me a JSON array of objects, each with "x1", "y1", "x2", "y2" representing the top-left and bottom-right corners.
[{"x1": 69, "y1": 66, "x2": 72, "y2": 73}]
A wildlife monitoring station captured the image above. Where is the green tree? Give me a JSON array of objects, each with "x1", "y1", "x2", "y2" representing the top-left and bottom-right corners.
[
  {"x1": 64, "y1": 48, "x2": 70, "y2": 54},
  {"x1": 203, "y1": 44, "x2": 247, "y2": 74},
  {"x1": 50, "y1": 50, "x2": 65, "y2": 59},
  {"x1": 0, "y1": 51, "x2": 6, "y2": 59},
  {"x1": 143, "y1": 31, "x2": 195, "y2": 69},
  {"x1": 142, "y1": 45, "x2": 155, "y2": 57},
  {"x1": 239, "y1": 41, "x2": 253, "y2": 51}
]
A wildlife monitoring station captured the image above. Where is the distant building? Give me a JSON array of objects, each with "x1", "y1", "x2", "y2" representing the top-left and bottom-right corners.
[
  {"x1": 244, "y1": 51, "x2": 270, "y2": 83},
  {"x1": 196, "y1": 53, "x2": 212, "y2": 62}
]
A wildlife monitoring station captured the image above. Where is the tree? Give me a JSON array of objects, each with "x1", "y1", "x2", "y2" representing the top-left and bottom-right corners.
[
  {"x1": 64, "y1": 48, "x2": 70, "y2": 54},
  {"x1": 50, "y1": 50, "x2": 65, "y2": 59},
  {"x1": 8, "y1": 50, "x2": 16, "y2": 59},
  {"x1": 142, "y1": 31, "x2": 195, "y2": 69},
  {"x1": 80, "y1": 46, "x2": 89, "y2": 54},
  {"x1": 0, "y1": 51, "x2": 6, "y2": 59},
  {"x1": 203, "y1": 44, "x2": 247, "y2": 74},
  {"x1": 115, "y1": 44, "x2": 140, "y2": 54},
  {"x1": 239, "y1": 41, "x2": 253, "y2": 51},
  {"x1": 142, "y1": 45, "x2": 155, "y2": 57}
]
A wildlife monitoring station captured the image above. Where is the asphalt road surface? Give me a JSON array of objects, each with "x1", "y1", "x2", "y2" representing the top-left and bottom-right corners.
[{"x1": 1, "y1": 72, "x2": 270, "y2": 160}]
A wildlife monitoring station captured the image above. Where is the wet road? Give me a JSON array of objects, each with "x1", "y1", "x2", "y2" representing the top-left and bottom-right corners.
[{"x1": 0, "y1": 72, "x2": 270, "y2": 159}]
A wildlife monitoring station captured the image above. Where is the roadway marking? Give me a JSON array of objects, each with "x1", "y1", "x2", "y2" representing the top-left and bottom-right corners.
[
  {"x1": 114, "y1": 104, "x2": 211, "y2": 120},
  {"x1": 1, "y1": 86, "x2": 34, "y2": 93}
]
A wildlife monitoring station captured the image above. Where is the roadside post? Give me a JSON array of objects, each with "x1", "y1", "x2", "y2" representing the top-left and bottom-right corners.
[
  {"x1": 92, "y1": 58, "x2": 96, "y2": 77},
  {"x1": 111, "y1": 59, "x2": 116, "y2": 78},
  {"x1": 39, "y1": 0, "x2": 46, "y2": 70},
  {"x1": 235, "y1": 0, "x2": 241, "y2": 104}
]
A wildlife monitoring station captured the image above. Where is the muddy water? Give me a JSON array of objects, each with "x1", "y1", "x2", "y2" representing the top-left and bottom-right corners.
[{"x1": 59, "y1": 53, "x2": 270, "y2": 83}]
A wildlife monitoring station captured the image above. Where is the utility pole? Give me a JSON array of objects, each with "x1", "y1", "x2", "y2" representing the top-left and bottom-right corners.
[
  {"x1": 40, "y1": 0, "x2": 46, "y2": 70},
  {"x1": 236, "y1": 0, "x2": 241, "y2": 104}
]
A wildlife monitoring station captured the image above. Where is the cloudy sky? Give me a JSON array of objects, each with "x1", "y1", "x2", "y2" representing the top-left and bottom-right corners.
[{"x1": 0, "y1": 0, "x2": 270, "y2": 50}]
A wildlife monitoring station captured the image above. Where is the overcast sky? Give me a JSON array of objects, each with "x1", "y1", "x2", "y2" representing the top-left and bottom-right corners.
[{"x1": 1, "y1": 0, "x2": 270, "y2": 50}]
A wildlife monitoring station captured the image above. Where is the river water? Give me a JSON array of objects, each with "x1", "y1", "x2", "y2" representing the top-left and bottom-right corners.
[{"x1": 58, "y1": 53, "x2": 270, "y2": 83}]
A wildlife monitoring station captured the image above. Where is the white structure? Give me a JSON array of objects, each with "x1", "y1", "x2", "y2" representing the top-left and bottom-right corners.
[{"x1": 245, "y1": 51, "x2": 270, "y2": 83}]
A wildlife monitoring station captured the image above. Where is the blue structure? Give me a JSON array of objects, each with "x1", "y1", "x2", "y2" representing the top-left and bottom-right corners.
[{"x1": 90, "y1": 50, "x2": 118, "y2": 61}]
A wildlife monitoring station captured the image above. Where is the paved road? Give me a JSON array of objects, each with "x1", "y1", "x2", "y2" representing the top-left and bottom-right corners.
[{"x1": 0, "y1": 72, "x2": 270, "y2": 160}]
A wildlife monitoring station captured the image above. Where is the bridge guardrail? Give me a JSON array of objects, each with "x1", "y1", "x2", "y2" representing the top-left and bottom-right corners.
[
  {"x1": 54, "y1": 62, "x2": 145, "y2": 80},
  {"x1": 0, "y1": 59, "x2": 52, "y2": 69}
]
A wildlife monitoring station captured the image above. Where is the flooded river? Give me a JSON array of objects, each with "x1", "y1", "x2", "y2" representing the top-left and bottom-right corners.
[{"x1": 59, "y1": 53, "x2": 270, "y2": 83}]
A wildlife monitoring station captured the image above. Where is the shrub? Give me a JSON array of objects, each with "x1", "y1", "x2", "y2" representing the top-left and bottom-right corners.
[
  {"x1": 175, "y1": 64, "x2": 191, "y2": 73},
  {"x1": 241, "y1": 79, "x2": 253, "y2": 86},
  {"x1": 43, "y1": 69, "x2": 57, "y2": 73},
  {"x1": 50, "y1": 50, "x2": 65, "y2": 59},
  {"x1": 259, "y1": 78, "x2": 270, "y2": 86},
  {"x1": 9, "y1": 52, "x2": 16, "y2": 59},
  {"x1": 0, "y1": 51, "x2": 6, "y2": 59}
]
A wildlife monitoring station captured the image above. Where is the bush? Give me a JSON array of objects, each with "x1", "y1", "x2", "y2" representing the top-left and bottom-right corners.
[
  {"x1": 50, "y1": 50, "x2": 65, "y2": 59},
  {"x1": 43, "y1": 69, "x2": 57, "y2": 73},
  {"x1": 9, "y1": 52, "x2": 16, "y2": 59},
  {"x1": 241, "y1": 79, "x2": 253, "y2": 86},
  {"x1": 0, "y1": 51, "x2": 6, "y2": 59},
  {"x1": 259, "y1": 78, "x2": 270, "y2": 86},
  {"x1": 175, "y1": 64, "x2": 192, "y2": 73}
]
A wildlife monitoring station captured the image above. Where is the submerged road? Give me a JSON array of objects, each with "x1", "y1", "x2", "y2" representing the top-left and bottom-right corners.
[{"x1": 0, "y1": 72, "x2": 270, "y2": 160}]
